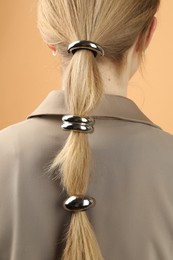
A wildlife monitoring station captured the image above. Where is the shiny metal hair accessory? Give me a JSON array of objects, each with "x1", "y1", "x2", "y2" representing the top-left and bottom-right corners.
[
  {"x1": 61, "y1": 115, "x2": 95, "y2": 134},
  {"x1": 63, "y1": 195, "x2": 96, "y2": 212},
  {"x1": 68, "y1": 40, "x2": 105, "y2": 57}
]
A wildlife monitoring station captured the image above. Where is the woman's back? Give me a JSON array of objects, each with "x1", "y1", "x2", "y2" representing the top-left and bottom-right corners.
[{"x1": 1, "y1": 90, "x2": 173, "y2": 260}]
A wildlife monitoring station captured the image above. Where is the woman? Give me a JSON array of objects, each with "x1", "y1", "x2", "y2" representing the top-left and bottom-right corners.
[{"x1": 1, "y1": 0, "x2": 173, "y2": 260}]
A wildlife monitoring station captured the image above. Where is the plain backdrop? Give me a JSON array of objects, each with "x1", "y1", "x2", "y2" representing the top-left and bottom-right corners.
[{"x1": 0, "y1": 0, "x2": 173, "y2": 134}]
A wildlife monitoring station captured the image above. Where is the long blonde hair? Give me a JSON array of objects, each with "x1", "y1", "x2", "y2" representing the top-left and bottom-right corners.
[{"x1": 37, "y1": 0, "x2": 160, "y2": 259}]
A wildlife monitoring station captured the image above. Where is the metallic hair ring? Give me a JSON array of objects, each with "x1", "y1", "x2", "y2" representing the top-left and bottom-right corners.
[
  {"x1": 63, "y1": 195, "x2": 96, "y2": 212},
  {"x1": 68, "y1": 40, "x2": 105, "y2": 57},
  {"x1": 62, "y1": 115, "x2": 95, "y2": 125},
  {"x1": 61, "y1": 115, "x2": 95, "y2": 134}
]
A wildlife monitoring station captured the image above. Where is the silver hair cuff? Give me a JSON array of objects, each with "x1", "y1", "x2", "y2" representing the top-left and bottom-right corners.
[
  {"x1": 61, "y1": 115, "x2": 95, "y2": 134},
  {"x1": 63, "y1": 195, "x2": 96, "y2": 212},
  {"x1": 68, "y1": 40, "x2": 105, "y2": 57}
]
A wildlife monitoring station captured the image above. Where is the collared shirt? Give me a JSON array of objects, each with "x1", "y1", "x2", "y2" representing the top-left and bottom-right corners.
[{"x1": 0, "y1": 89, "x2": 173, "y2": 260}]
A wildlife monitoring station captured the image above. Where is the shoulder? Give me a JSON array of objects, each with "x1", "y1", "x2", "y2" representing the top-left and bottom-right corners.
[
  {"x1": 128, "y1": 124, "x2": 173, "y2": 167},
  {"x1": 0, "y1": 120, "x2": 34, "y2": 177},
  {"x1": 0, "y1": 120, "x2": 29, "y2": 159},
  {"x1": 0, "y1": 119, "x2": 38, "y2": 156},
  {"x1": 127, "y1": 121, "x2": 173, "y2": 152},
  {"x1": 141, "y1": 125, "x2": 173, "y2": 148},
  {"x1": 0, "y1": 116, "x2": 65, "y2": 170}
]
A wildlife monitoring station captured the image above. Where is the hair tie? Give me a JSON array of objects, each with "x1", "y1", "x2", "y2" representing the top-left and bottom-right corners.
[
  {"x1": 63, "y1": 195, "x2": 96, "y2": 212},
  {"x1": 61, "y1": 115, "x2": 95, "y2": 134},
  {"x1": 68, "y1": 40, "x2": 104, "y2": 57}
]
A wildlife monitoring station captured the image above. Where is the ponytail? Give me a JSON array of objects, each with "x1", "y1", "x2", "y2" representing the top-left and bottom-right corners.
[{"x1": 50, "y1": 50, "x2": 104, "y2": 259}]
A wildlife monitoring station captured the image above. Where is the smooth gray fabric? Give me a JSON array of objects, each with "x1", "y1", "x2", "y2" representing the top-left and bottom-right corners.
[{"x1": 0, "y1": 89, "x2": 173, "y2": 260}]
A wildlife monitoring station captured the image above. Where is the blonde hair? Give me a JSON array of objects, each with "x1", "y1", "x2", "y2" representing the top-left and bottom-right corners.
[{"x1": 37, "y1": 0, "x2": 160, "y2": 259}]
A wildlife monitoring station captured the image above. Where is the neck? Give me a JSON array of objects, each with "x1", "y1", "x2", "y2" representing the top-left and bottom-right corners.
[
  {"x1": 98, "y1": 55, "x2": 129, "y2": 97},
  {"x1": 97, "y1": 44, "x2": 139, "y2": 97},
  {"x1": 97, "y1": 59, "x2": 128, "y2": 97}
]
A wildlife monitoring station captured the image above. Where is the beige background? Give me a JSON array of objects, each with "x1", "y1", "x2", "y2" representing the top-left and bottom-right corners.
[{"x1": 0, "y1": 0, "x2": 173, "y2": 134}]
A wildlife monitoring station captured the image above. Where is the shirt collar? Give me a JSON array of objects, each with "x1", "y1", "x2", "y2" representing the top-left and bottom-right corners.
[{"x1": 27, "y1": 89, "x2": 161, "y2": 130}]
